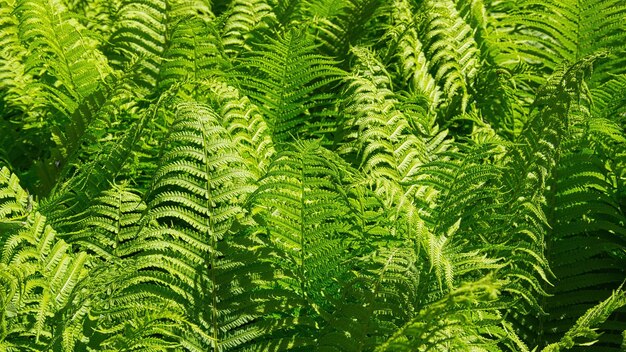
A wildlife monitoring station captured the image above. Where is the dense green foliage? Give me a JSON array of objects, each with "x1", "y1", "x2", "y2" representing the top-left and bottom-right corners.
[{"x1": 1, "y1": 0, "x2": 625, "y2": 350}]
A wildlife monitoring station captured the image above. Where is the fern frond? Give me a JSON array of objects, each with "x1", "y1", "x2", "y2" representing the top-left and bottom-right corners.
[
  {"x1": 591, "y1": 74, "x2": 626, "y2": 121},
  {"x1": 526, "y1": 109, "x2": 626, "y2": 349},
  {"x1": 408, "y1": 146, "x2": 506, "y2": 290},
  {"x1": 411, "y1": 147, "x2": 501, "y2": 233},
  {"x1": 2, "y1": 217, "x2": 87, "y2": 347},
  {"x1": 497, "y1": 0, "x2": 626, "y2": 81},
  {"x1": 470, "y1": 65, "x2": 529, "y2": 139},
  {"x1": 454, "y1": 0, "x2": 493, "y2": 56},
  {"x1": 105, "y1": 0, "x2": 167, "y2": 88},
  {"x1": 63, "y1": 182, "x2": 146, "y2": 260},
  {"x1": 221, "y1": 0, "x2": 274, "y2": 58},
  {"x1": 313, "y1": 0, "x2": 385, "y2": 60},
  {"x1": 90, "y1": 285, "x2": 183, "y2": 352},
  {"x1": 541, "y1": 288, "x2": 626, "y2": 352},
  {"x1": 416, "y1": 0, "x2": 481, "y2": 114},
  {"x1": 320, "y1": 245, "x2": 420, "y2": 351},
  {"x1": 500, "y1": 54, "x2": 615, "y2": 342},
  {"x1": 38, "y1": 93, "x2": 158, "y2": 230},
  {"x1": 0, "y1": 168, "x2": 89, "y2": 350},
  {"x1": 3, "y1": 0, "x2": 113, "y2": 188},
  {"x1": 54, "y1": 258, "x2": 186, "y2": 351},
  {"x1": 149, "y1": 102, "x2": 256, "y2": 237},
  {"x1": 127, "y1": 102, "x2": 263, "y2": 350},
  {"x1": 168, "y1": 0, "x2": 213, "y2": 20},
  {"x1": 248, "y1": 140, "x2": 357, "y2": 347},
  {"x1": 37, "y1": 83, "x2": 175, "y2": 240},
  {"x1": 45, "y1": 101, "x2": 270, "y2": 351},
  {"x1": 383, "y1": 0, "x2": 440, "y2": 111},
  {"x1": 16, "y1": 0, "x2": 111, "y2": 112},
  {"x1": 303, "y1": 0, "x2": 347, "y2": 19},
  {"x1": 341, "y1": 47, "x2": 431, "y2": 183},
  {"x1": 272, "y1": 0, "x2": 305, "y2": 27},
  {"x1": 197, "y1": 79, "x2": 275, "y2": 178},
  {"x1": 236, "y1": 28, "x2": 343, "y2": 143},
  {"x1": 338, "y1": 48, "x2": 478, "y2": 291},
  {"x1": 0, "y1": 167, "x2": 32, "y2": 227},
  {"x1": 250, "y1": 140, "x2": 355, "y2": 298},
  {"x1": 0, "y1": 0, "x2": 46, "y2": 124},
  {"x1": 377, "y1": 276, "x2": 527, "y2": 352},
  {"x1": 158, "y1": 18, "x2": 224, "y2": 90},
  {"x1": 32, "y1": 75, "x2": 145, "y2": 196},
  {"x1": 61, "y1": 0, "x2": 123, "y2": 39},
  {"x1": 338, "y1": 47, "x2": 448, "y2": 238}
]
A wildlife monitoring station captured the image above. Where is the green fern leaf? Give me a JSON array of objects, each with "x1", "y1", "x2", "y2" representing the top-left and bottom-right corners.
[
  {"x1": 320, "y1": 245, "x2": 420, "y2": 351},
  {"x1": 158, "y1": 18, "x2": 224, "y2": 90},
  {"x1": 235, "y1": 28, "x2": 343, "y2": 142},
  {"x1": 416, "y1": 0, "x2": 481, "y2": 113},
  {"x1": 16, "y1": 0, "x2": 111, "y2": 110},
  {"x1": 497, "y1": 0, "x2": 626, "y2": 81},
  {"x1": 0, "y1": 168, "x2": 89, "y2": 350},
  {"x1": 196, "y1": 78, "x2": 275, "y2": 178},
  {"x1": 248, "y1": 140, "x2": 357, "y2": 348},
  {"x1": 62, "y1": 182, "x2": 147, "y2": 260},
  {"x1": 314, "y1": 0, "x2": 384, "y2": 60},
  {"x1": 104, "y1": 0, "x2": 167, "y2": 88},
  {"x1": 386, "y1": 0, "x2": 441, "y2": 111},
  {"x1": 0, "y1": 0, "x2": 46, "y2": 128},
  {"x1": 116, "y1": 102, "x2": 263, "y2": 351},
  {"x1": 221, "y1": 0, "x2": 274, "y2": 58},
  {"x1": 541, "y1": 288, "x2": 626, "y2": 352},
  {"x1": 377, "y1": 276, "x2": 527, "y2": 352}
]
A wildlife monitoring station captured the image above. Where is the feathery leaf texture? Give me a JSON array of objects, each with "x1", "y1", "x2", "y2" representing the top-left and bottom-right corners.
[
  {"x1": 1, "y1": 1, "x2": 626, "y2": 351},
  {"x1": 0, "y1": 167, "x2": 88, "y2": 351},
  {"x1": 236, "y1": 28, "x2": 343, "y2": 142}
]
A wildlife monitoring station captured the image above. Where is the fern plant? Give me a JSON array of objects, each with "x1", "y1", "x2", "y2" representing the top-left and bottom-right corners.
[
  {"x1": 246, "y1": 141, "x2": 356, "y2": 349},
  {"x1": 0, "y1": 167, "x2": 89, "y2": 351},
  {"x1": 1, "y1": 0, "x2": 625, "y2": 351},
  {"x1": 234, "y1": 27, "x2": 343, "y2": 143}
]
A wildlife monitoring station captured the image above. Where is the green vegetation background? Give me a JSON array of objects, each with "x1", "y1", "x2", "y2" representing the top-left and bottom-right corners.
[{"x1": 0, "y1": 0, "x2": 625, "y2": 350}]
